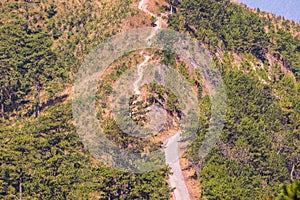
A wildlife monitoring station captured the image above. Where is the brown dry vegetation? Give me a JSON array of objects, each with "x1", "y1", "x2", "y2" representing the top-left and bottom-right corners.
[
  {"x1": 122, "y1": 0, "x2": 152, "y2": 30},
  {"x1": 146, "y1": 0, "x2": 170, "y2": 15},
  {"x1": 180, "y1": 156, "x2": 202, "y2": 200}
]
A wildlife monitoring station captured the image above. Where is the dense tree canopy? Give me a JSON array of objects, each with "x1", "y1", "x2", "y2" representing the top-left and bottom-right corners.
[{"x1": 1, "y1": 0, "x2": 299, "y2": 199}]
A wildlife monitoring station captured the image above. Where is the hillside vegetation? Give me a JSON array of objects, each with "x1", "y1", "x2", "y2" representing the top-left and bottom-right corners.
[
  {"x1": 168, "y1": 0, "x2": 300, "y2": 199},
  {"x1": 0, "y1": 0, "x2": 172, "y2": 199},
  {"x1": 0, "y1": 0, "x2": 300, "y2": 199}
]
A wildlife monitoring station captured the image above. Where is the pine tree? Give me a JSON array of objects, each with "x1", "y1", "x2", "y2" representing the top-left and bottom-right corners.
[{"x1": 277, "y1": 181, "x2": 300, "y2": 200}]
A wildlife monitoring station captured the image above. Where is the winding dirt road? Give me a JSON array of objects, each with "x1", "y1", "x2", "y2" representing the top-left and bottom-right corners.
[
  {"x1": 133, "y1": 51, "x2": 150, "y2": 95},
  {"x1": 138, "y1": 0, "x2": 164, "y2": 28},
  {"x1": 136, "y1": 1, "x2": 191, "y2": 199}
]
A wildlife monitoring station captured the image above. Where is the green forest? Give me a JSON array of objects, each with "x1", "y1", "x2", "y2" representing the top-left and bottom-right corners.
[
  {"x1": 169, "y1": 0, "x2": 300, "y2": 199},
  {"x1": 1, "y1": 0, "x2": 300, "y2": 199}
]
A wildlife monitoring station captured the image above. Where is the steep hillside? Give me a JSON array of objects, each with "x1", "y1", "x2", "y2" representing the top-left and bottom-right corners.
[
  {"x1": 0, "y1": 0, "x2": 171, "y2": 199},
  {"x1": 0, "y1": 0, "x2": 299, "y2": 199},
  {"x1": 168, "y1": 0, "x2": 300, "y2": 199}
]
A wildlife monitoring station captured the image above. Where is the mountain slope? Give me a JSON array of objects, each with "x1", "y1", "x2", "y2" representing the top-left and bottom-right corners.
[
  {"x1": 168, "y1": 0, "x2": 300, "y2": 199},
  {"x1": 0, "y1": 0, "x2": 299, "y2": 199}
]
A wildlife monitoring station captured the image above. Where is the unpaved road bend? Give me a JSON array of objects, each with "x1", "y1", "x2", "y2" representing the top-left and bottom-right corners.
[
  {"x1": 133, "y1": 51, "x2": 150, "y2": 95},
  {"x1": 137, "y1": 1, "x2": 191, "y2": 199}
]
